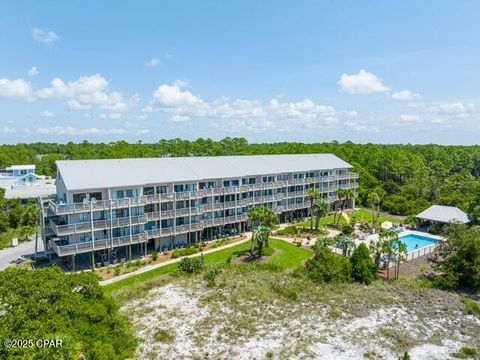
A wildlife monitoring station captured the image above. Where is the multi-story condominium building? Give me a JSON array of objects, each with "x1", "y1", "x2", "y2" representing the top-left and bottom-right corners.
[{"x1": 41, "y1": 154, "x2": 358, "y2": 269}]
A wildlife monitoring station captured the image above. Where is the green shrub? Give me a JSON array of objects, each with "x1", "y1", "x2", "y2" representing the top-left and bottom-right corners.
[
  {"x1": 153, "y1": 329, "x2": 175, "y2": 343},
  {"x1": 0, "y1": 267, "x2": 136, "y2": 359},
  {"x1": 113, "y1": 265, "x2": 122, "y2": 276},
  {"x1": 151, "y1": 250, "x2": 159, "y2": 261},
  {"x1": 276, "y1": 225, "x2": 298, "y2": 236},
  {"x1": 462, "y1": 297, "x2": 480, "y2": 315},
  {"x1": 454, "y1": 347, "x2": 478, "y2": 359},
  {"x1": 203, "y1": 265, "x2": 223, "y2": 286},
  {"x1": 171, "y1": 246, "x2": 198, "y2": 259},
  {"x1": 304, "y1": 246, "x2": 352, "y2": 283},
  {"x1": 350, "y1": 243, "x2": 377, "y2": 285},
  {"x1": 398, "y1": 352, "x2": 411, "y2": 360},
  {"x1": 178, "y1": 256, "x2": 204, "y2": 273}
]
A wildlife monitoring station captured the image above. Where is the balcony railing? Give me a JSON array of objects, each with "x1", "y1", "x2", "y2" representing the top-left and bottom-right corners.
[
  {"x1": 47, "y1": 173, "x2": 359, "y2": 215},
  {"x1": 49, "y1": 231, "x2": 148, "y2": 256},
  {"x1": 49, "y1": 214, "x2": 148, "y2": 236}
]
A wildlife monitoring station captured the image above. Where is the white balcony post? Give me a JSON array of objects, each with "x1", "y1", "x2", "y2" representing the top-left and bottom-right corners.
[
  {"x1": 90, "y1": 200, "x2": 95, "y2": 252},
  {"x1": 128, "y1": 197, "x2": 132, "y2": 244}
]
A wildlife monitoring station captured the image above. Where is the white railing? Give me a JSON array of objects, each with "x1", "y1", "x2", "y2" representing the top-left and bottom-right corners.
[
  {"x1": 47, "y1": 173, "x2": 359, "y2": 215},
  {"x1": 405, "y1": 243, "x2": 438, "y2": 261},
  {"x1": 50, "y1": 232, "x2": 148, "y2": 256}
]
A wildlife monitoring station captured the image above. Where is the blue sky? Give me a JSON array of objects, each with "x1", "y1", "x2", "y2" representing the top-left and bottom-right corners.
[{"x1": 1, "y1": 1, "x2": 480, "y2": 144}]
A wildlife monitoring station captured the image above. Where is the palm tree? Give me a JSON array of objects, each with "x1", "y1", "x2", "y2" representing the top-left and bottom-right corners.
[
  {"x1": 333, "y1": 188, "x2": 345, "y2": 226},
  {"x1": 248, "y1": 207, "x2": 262, "y2": 254},
  {"x1": 336, "y1": 235, "x2": 355, "y2": 256},
  {"x1": 24, "y1": 203, "x2": 41, "y2": 261},
  {"x1": 253, "y1": 225, "x2": 271, "y2": 257},
  {"x1": 394, "y1": 239, "x2": 408, "y2": 280},
  {"x1": 336, "y1": 188, "x2": 355, "y2": 226},
  {"x1": 369, "y1": 238, "x2": 384, "y2": 268},
  {"x1": 312, "y1": 197, "x2": 329, "y2": 230},
  {"x1": 380, "y1": 231, "x2": 398, "y2": 279},
  {"x1": 307, "y1": 188, "x2": 320, "y2": 230},
  {"x1": 367, "y1": 191, "x2": 381, "y2": 229}
]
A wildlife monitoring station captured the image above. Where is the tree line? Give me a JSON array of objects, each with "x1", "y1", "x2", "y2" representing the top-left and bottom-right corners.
[{"x1": 2, "y1": 137, "x2": 480, "y2": 216}]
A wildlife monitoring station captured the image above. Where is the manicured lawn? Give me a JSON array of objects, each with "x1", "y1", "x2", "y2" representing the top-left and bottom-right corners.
[
  {"x1": 352, "y1": 208, "x2": 403, "y2": 224},
  {"x1": 104, "y1": 238, "x2": 312, "y2": 295},
  {"x1": 295, "y1": 208, "x2": 402, "y2": 228},
  {"x1": 268, "y1": 238, "x2": 313, "y2": 268}
]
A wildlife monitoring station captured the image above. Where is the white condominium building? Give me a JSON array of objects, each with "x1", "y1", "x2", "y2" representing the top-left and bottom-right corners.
[{"x1": 41, "y1": 154, "x2": 358, "y2": 269}]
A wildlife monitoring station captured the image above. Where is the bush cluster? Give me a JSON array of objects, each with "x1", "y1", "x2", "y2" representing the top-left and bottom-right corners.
[
  {"x1": 305, "y1": 242, "x2": 377, "y2": 285},
  {"x1": 178, "y1": 256, "x2": 204, "y2": 273},
  {"x1": 171, "y1": 246, "x2": 198, "y2": 259}
]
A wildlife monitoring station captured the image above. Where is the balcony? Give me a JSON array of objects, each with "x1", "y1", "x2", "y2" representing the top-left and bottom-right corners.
[
  {"x1": 49, "y1": 231, "x2": 148, "y2": 256},
  {"x1": 49, "y1": 214, "x2": 148, "y2": 236}
]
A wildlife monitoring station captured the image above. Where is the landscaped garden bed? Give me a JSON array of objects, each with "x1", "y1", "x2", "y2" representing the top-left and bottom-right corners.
[{"x1": 96, "y1": 234, "x2": 246, "y2": 281}]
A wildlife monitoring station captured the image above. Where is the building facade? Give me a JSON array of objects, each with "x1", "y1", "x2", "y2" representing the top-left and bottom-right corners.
[{"x1": 41, "y1": 154, "x2": 358, "y2": 268}]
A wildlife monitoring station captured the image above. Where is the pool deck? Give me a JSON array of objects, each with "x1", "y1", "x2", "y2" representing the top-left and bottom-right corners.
[{"x1": 363, "y1": 229, "x2": 443, "y2": 255}]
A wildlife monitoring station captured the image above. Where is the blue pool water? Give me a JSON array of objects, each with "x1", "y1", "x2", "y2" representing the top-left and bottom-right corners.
[{"x1": 399, "y1": 234, "x2": 438, "y2": 252}]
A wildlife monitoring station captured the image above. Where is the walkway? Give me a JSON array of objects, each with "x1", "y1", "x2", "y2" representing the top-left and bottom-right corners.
[
  {"x1": 100, "y1": 232, "x2": 253, "y2": 286},
  {"x1": 0, "y1": 236, "x2": 44, "y2": 270}
]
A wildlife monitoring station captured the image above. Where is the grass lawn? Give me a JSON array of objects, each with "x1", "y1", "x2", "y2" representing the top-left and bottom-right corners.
[
  {"x1": 294, "y1": 208, "x2": 402, "y2": 229},
  {"x1": 104, "y1": 238, "x2": 312, "y2": 296},
  {"x1": 352, "y1": 208, "x2": 403, "y2": 224}
]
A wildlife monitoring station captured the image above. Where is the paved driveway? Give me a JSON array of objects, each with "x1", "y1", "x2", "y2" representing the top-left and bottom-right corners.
[{"x1": 0, "y1": 237, "x2": 45, "y2": 270}]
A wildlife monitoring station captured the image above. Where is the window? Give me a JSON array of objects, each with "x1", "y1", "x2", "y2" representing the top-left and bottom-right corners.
[
  {"x1": 144, "y1": 186, "x2": 154, "y2": 195},
  {"x1": 156, "y1": 185, "x2": 167, "y2": 194},
  {"x1": 90, "y1": 192, "x2": 102, "y2": 201},
  {"x1": 249, "y1": 178, "x2": 256, "y2": 184},
  {"x1": 174, "y1": 184, "x2": 184, "y2": 192},
  {"x1": 73, "y1": 193, "x2": 87, "y2": 203}
]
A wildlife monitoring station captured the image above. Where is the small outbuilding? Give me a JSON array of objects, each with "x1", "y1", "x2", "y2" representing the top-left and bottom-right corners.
[{"x1": 416, "y1": 205, "x2": 470, "y2": 225}]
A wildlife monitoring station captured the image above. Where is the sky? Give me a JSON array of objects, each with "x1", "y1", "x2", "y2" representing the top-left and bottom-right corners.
[{"x1": 1, "y1": 1, "x2": 480, "y2": 145}]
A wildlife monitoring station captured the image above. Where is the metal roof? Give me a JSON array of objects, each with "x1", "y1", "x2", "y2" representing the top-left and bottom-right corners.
[
  {"x1": 6, "y1": 165, "x2": 35, "y2": 170},
  {"x1": 416, "y1": 205, "x2": 470, "y2": 224},
  {"x1": 56, "y1": 154, "x2": 353, "y2": 191}
]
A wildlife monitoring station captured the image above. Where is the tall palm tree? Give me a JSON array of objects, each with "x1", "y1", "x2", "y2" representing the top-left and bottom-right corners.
[
  {"x1": 380, "y1": 230, "x2": 398, "y2": 279},
  {"x1": 313, "y1": 197, "x2": 329, "y2": 230},
  {"x1": 24, "y1": 203, "x2": 41, "y2": 261},
  {"x1": 307, "y1": 188, "x2": 320, "y2": 230},
  {"x1": 367, "y1": 191, "x2": 381, "y2": 229},
  {"x1": 336, "y1": 235, "x2": 355, "y2": 256},
  {"x1": 394, "y1": 239, "x2": 408, "y2": 280},
  {"x1": 369, "y1": 238, "x2": 384, "y2": 269},
  {"x1": 248, "y1": 207, "x2": 262, "y2": 231},
  {"x1": 333, "y1": 188, "x2": 345, "y2": 226},
  {"x1": 253, "y1": 225, "x2": 271, "y2": 257}
]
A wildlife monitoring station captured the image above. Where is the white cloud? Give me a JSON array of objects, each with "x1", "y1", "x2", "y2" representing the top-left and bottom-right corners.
[
  {"x1": 153, "y1": 82, "x2": 206, "y2": 111},
  {"x1": 0, "y1": 126, "x2": 15, "y2": 134},
  {"x1": 136, "y1": 129, "x2": 151, "y2": 135},
  {"x1": 145, "y1": 58, "x2": 161, "y2": 67},
  {"x1": 170, "y1": 115, "x2": 190, "y2": 122},
  {"x1": 0, "y1": 78, "x2": 34, "y2": 100},
  {"x1": 28, "y1": 66, "x2": 40, "y2": 77},
  {"x1": 37, "y1": 126, "x2": 126, "y2": 136},
  {"x1": 99, "y1": 113, "x2": 122, "y2": 119},
  {"x1": 399, "y1": 114, "x2": 421, "y2": 123},
  {"x1": 392, "y1": 90, "x2": 420, "y2": 101},
  {"x1": 32, "y1": 27, "x2": 59, "y2": 45},
  {"x1": 38, "y1": 74, "x2": 138, "y2": 112},
  {"x1": 338, "y1": 69, "x2": 389, "y2": 94},
  {"x1": 40, "y1": 110, "x2": 55, "y2": 117},
  {"x1": 152, "y1": 80, "x2": 344, "y2": 132},
  {"x1": 430, "y1": 102, "x2": 474, "y2": 117}
]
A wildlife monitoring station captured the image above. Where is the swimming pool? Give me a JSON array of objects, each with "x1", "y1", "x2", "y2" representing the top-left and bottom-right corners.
[{"x1": 398, "y1": 234, "x2": 438, "y2": 252}]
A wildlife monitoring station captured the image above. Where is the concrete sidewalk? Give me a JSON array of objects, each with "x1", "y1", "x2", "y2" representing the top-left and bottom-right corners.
[{"x1": 100, "y1": 232, "x2": 253, "y2": 286}]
